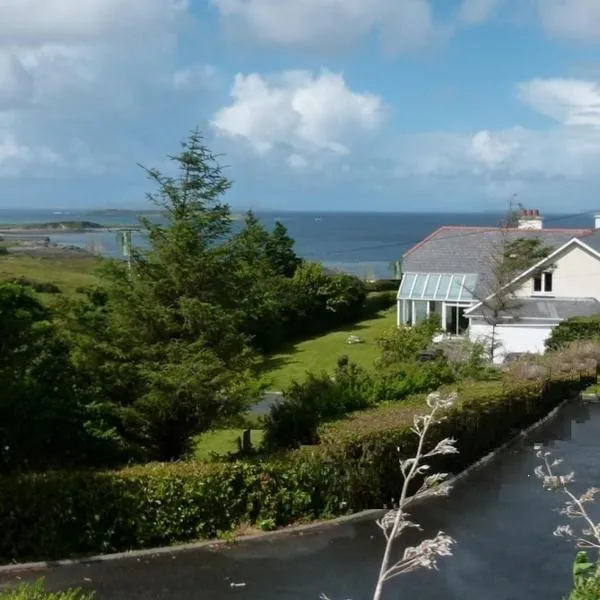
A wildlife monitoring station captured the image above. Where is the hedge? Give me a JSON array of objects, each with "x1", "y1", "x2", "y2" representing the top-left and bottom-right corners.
[
  {"x1": 0, "y1": 370, "x2": 593, "y2": 564},
  {"x1": 546, "y1": 316, "x2": 600, "y2": 350}
]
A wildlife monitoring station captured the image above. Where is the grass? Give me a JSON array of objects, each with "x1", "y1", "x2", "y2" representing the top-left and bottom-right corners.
[
  {"x1": 583, "y1": 375, "x2": 600, "y2": 395},
  {"x1": 261, "y1": 307, "x2": 396, "y2": 390},
  {"x1": 193, "y1": 429, "x2": 265, "y2": 461},
  {"x1": 0, "y1": 254, "x2": 101, "y2": 302}
]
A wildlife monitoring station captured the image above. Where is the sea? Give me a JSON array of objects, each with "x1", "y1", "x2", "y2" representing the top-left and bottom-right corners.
[{"x1": 0, "y1": 209, "x2": 596, "y2": 279}]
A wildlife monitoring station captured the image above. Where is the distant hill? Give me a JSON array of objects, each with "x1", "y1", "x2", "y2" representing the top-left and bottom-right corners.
[{"x1": 0, "y1": 221, "x2": 107, "y2": 231}]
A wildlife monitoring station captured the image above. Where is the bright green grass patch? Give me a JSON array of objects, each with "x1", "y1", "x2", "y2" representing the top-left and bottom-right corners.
[
  {"x1": 583, "y1": 375, "x2": 600, "y2": 395},
  {"x1": 0, "y1": 255, "x2": 101, "y2": 301},
  {"x1": 261, "y1": 307, "x2": 396, "y2": 390},
  {"x1": 193, "y1": 429, "x2": 265, "y2": 461}
]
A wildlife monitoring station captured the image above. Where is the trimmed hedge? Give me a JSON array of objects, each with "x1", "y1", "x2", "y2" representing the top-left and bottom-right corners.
[{"x1": 0, "y1": 371, "x2": 593, "y2": 564}]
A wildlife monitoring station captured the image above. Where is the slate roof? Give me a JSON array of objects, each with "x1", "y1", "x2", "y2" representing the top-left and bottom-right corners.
[
  {"x1": 468, "y1": 297, "x2": 600, "y2": 321},
  {"x1": 402, "y1": 226, "x2": 591, "y2": 298},
  {"x1": 577, "y1": 229, "x2": 600, "y2": 254}
]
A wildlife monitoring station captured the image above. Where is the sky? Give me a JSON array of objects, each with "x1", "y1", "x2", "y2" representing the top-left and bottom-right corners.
[{"x1": 2, "y1": 0, "x2": 600, "y2": 212}]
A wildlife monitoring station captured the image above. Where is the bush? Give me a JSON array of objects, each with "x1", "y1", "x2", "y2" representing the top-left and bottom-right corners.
[
  {"x1": 0, "y1": 246, "x2": 8, "y2": 256},
  {"x1": 0, "y1": 355, "x2": 592, "y2": 564},
  {"x1": 284, "y1": 262, "x2": 368, "y2": 339},
  {"x1": 567, "y1": 552, "x2": 600, "y2": 600},
  {"x1": 546, "y1": 316, "x2": 600, "y2": 350},
  {"x1": 262, "y1": 359, "x2": 374, "y2": 450},
  {"x1": 371, "y1": 360, "x2": 455, "y2": 402},
  {"x1": 363, "y1": 291, "x2": 396, "y2": 316},
  {"x1": 7, "y1": 277, "x2": 61, "y2": 294},
  {"x1": 376, "y1": 315, "x2": 440, "y2": 367},
  {"x1": 0, "y1": 580, "x2": 92, "y2": 600}
]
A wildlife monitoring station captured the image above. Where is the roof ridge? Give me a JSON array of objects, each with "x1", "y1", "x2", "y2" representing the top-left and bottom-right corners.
[{"x1": 402, "y1": 225, "x2": 591, "y2": 258}]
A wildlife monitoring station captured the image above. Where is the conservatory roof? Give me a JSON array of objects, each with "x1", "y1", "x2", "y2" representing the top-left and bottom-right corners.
[{"x1": 398, "y1": 272, "x2": 478, "y2": 303}]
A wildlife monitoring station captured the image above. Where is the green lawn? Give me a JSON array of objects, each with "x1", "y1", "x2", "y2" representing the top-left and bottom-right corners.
[
  {"x1": 261, "y1": 307, "x2": 397, "y2": 390},
  {"x1": 583, "y1": 375, "x2": 600, "y2": 395},
  {"x1": 0, "y1": 254, "x2": 101, "y2": 301},
  {"x1": 193, "y1": 429, "x2": 265, "y2": 461}
]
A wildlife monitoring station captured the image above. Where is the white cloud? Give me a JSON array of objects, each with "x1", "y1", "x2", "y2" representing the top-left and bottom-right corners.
[
  {"x1": 287, "y1": 153, "x2": 309, "y2": 169},
  {"x1": 0, "y1": 0, "x2": 191, "y2": 178},
  {"x1": 458, "y1": 0, "x2": 500, "y2": 25},
  {"x1": 212, "y1": 0, "x2": 441, "y2": 51},
  {"x1": 392, "y1": 77, "x2": 600, "y2": 184},
  {"x1": 212, "y1": 69, "x2": 386, "y2": 158},
  {"x1": 0, "y1": 0, "x2": 187, "y2": 45},
  {"x1": 517, "y1": 78, "x2": 600, "y2": 127},
  {"x1": 469, "y1": 129, "x2": 521, "y2": 167},
  {"x1": 172, "y1": 64, "x2": 220, "y2": 91},
  {"x1": 538, "y1": 0, "x2": 600, "y2": 42},
  {"x1": 0, "y1": 51, "x2": 34, "y2": 109}
]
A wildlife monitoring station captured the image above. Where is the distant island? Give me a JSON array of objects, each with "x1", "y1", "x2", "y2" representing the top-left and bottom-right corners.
[{"x1": 0, "y1": 221, "x2": 141, "y2": 234}]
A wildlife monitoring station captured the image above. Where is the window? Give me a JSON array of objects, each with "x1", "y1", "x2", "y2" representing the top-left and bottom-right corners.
[
  {"x1": 413, "y1": 301, "x2": 429, "y2": 325},
  {"x1": 533, "y1": 271, "x2": 553, "y2": 294},
  {"x1": 445, "y1": 305, "x2": 469, "y2": 335}
]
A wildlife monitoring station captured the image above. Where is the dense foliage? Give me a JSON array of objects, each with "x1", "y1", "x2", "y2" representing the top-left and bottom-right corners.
[
  {"x1": 0, "y1": 130, "x2": 392, "y2": 469},
  {"x1": 0, "y1": 284, "x2": 124, "y2": 474},
  {"x1": 567, "y1": 552, "x2": 600, "y2": 600},
  {"x1": 262, "y1": 356, "x2": 375, "y2": 450},
  {"x1": 0, "y1": 362, "x2": 591, "y2": 563},
  {"x1": 546, "y1": 316, "x2": 600, "y2": 351}
]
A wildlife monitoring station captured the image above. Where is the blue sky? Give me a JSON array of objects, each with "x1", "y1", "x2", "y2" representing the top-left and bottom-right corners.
[{"x1": 2, "y1": 0, "x2": 600, "y2": 212}]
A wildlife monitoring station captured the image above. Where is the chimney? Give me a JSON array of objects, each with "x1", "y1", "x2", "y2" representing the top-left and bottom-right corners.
[{"x1": 517, "y1": 208, "x2": 543, "y2": 231}]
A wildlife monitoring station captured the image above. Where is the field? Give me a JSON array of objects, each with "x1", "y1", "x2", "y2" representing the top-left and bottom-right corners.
[
  {"x1": 0, "y1": 254, "x2": 102, "y2": 301},
  {"x1": 261, "y1": 307, "x2": 396, "y2": 390}
]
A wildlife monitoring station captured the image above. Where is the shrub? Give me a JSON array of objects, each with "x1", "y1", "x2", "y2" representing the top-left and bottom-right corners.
[
  {"x1": 362, "y1": 291, "x2": 396, "y2": 315},
  {"x1": 262, "y1": 359, "x2": 374, "y2": 450},
  {"x1": 285, "y1": 262, "x2": 368, "y2": 338},
  {"x1": 370, "y1": 360, "x2": 455, "y2": 402},
  {"x1": 546, "y1": 316, "x2": 600, "y2": 350},
  {"x1": 0, "y1": 580, "x2": 93, "y2": 600},
  {"x1": 7, "y1": 277, "x2": 61, "y2": 294},
  {"x1": 567, "y1": 553, "x2": 600, "y2": 600},
  {"x1": 376, "y1": 315, "x2": 440, "y2": 367},
  {"x1": 0, "y1": 354, "x2": 592, "y2": 564},
  {"x1": 0, "y1": 246, "x2": 8, "y2": 256}
]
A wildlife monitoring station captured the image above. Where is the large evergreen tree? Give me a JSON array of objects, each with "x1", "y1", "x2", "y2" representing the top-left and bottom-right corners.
[{"x1": 74, "y1": 130, "x2": 262, "y2": 461}]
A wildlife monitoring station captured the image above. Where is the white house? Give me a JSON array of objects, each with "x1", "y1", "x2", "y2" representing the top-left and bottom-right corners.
[{"x1": 397, "y1": 209, "x2": 600, "y2": 362}]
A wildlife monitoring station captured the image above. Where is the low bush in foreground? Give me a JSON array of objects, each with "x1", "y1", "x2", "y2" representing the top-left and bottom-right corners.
[
  {"x1": 0, "y1": 354, "x2": 592, "y2": 564},
  {"x1": 0, "y1": 580, "x2": 92, "y2": 600}
]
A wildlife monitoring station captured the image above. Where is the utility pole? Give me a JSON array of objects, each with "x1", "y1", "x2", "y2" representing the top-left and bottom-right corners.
[{"x1": 117, "y1": 229, "x2": 133, "y2": 275}]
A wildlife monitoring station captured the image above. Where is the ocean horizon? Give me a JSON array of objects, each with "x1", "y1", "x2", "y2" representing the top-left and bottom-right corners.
[{"x1": 2, "y1": 208, "x2": 597, "y2": 279}]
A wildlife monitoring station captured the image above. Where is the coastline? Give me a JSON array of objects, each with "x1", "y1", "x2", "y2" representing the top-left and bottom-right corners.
[{"x1": 0, "y1": 227, "x2": 139, "y2": 235}]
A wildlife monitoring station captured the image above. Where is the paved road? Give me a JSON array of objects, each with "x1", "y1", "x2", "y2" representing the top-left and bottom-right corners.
[{"x1": 249, "y1": 392, "x2": 284, "y2": 416}]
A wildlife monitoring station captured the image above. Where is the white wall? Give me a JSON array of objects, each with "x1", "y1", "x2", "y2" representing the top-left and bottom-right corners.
[
  {"x1": 513, "y1": 244, "x2": 600, "y2": 299},
  {"x1": 469, "y1": 321, "x2": 554, "y2": 363}
]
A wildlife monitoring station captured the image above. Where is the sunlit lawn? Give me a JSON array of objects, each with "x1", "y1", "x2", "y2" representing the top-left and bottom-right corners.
[
  {"x1": 0, "y1": 254, "x2": 102, "y2": 302},
  {"x1": 193, "y1": 429, "x2": 265, "y2": 461},
  {"x1": 261, "y1": 307, "x2": 396, "y2": 390}
]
